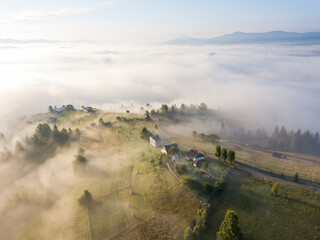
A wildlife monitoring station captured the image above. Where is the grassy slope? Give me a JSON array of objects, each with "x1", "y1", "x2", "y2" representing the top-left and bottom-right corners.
[
  {"x1": 204, "y1": 169, "x2": 320, "y2": 240},
  {"x1": 160, "y1": 123, "x2": 320, "y2": 240},
  {"x1": 163, "y1": 126, "x2": 320, "y2": 184},
  {"x1": 6, "y1": 111, "x2": 320, "y2": 240},
  {"x1": 222, "y1": 140, "x2": 320, "y2": 184},
  {"x1": 20, "y1": 110, "x2": 202, "y2": 240}
]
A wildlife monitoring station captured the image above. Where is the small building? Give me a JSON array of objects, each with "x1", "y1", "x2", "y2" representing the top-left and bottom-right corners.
[
  {"x1": 55, "y1": 108, "x2": 63, "y2": 113},
  {"x1": 161, "y1": 143, "x2": 178, "y2": 154},
  {"x1": 149, "y1": 135, "x2": 163, "y2": 147},
  {"x1": 81, "y1": 106, "x2": 93, "y2": 113},
  {"x1": 272, "y1": 152, "x2": 287, "y2": 159},
  {"x1": 186, "y1": 149, "x2": 205, "y2": 162}
]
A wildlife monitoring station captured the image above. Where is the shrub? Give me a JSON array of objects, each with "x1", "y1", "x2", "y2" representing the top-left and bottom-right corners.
[
  {"x1": 294, "y1": 172, "x2": 299, "y2": 182},
  {"x1": 215, "y1": 180, "x2": 224, "y2": 192},
  {"x1": 174, "y1": 164, "x2": 188, "y2": 175},
  {"x1": 65, "y1": 104, "x2": 75, "y2": 111},
  {"x1": 78, "y1": 190, "x2": 93, "y2": 207},
  {"x1": 202, "y1": 182, "x2": 214, "y2": 193},
  {"x1": 271, "y1": 183, "x2": 278, "y2": 196},
  {"x1": 184, "y1": 226, "x2": 194, "y2": 240},
  {"x1": 181, "y1": 176, "x2": 199, "y2": 189},
  {"x1": 140, "y1": 127, "x2": 152, "y2": 140}
]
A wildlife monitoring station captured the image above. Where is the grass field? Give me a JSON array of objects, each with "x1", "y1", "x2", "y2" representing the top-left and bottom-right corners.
[
  {"x1": 160, "y1": 125, "x2": 320, "y2": 185},
  {"x1": 204, "y1": 169, "x2": 320, "y2": 240}
]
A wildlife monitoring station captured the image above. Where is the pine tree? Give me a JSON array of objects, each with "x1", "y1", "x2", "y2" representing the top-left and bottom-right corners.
[
  {"x1": 221, "y1": 148, "x2": 227, "y2": 162},
  {"x1": 215, "y1": 145, "x2": 222, "y2": 158},
  {"x1": 227, "y1": 150, "x2": 236, "y2": 164},
  {"x1": 217, "y1": 210, "x2": 242, "y2": 240}
]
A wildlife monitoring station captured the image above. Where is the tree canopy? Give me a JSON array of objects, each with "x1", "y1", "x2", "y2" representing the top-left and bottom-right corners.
[
  {"x1": 215, "y1": 145, "x2": 221, "y2": 158},
  {"x1": 227, "y1": 150, "x2": 236, "y2": 163},
  {"x1": 217, "y1": 210, "x2": 242, "y2": 240},
  {"x1": 221, "y1": 148, "x2": 227, "y2": 161}
]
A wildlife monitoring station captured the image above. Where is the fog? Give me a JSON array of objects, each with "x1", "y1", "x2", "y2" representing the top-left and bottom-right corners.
[
  {"x1": 0, "y1": 42, "x2": 320, "y2": 133},
  {"x1": 0, "y1": 116, "x2": 125, "y2": 239},
  {"x1": 0, "y1": 42, "x2": 319, "y2": 238}
]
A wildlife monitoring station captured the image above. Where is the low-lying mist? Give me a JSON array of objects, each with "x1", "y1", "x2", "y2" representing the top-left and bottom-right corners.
[
  {"x1": 0, "y1": 42, "x2": 320, "y2": 133},
  {"x1": 0, "y1": 117, "x2": 125, "y2": 239}
]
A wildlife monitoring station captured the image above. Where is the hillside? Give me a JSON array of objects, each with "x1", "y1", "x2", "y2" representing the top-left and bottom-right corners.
[{"x1": 0, "y1": 107, "x2": 319, "y2": 240}]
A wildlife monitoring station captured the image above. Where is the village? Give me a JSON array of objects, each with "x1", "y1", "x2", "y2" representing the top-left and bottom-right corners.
[{"x1": 149, "y1": 135, "x2": 205, "y2": 167}]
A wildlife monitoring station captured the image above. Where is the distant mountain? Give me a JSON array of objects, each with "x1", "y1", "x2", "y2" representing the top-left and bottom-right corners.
[{"x1": 165, "y1": 31, "x2": 320, "y2": 45}]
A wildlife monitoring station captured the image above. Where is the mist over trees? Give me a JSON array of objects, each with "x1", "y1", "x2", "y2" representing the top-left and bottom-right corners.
[
  {"x1": 25, "y1": 123, "x2": 81, "y2": 163},
  {"x1": 151, "y1": 103, "x2": 213, "y2": 119},
  {"x1": 268, "y1": 126, "x2": 320, "y2": 155},
  {"x1": 152, "y1": 102, "x2": 320, "y2": 155},
  {"x1": 232, "y1": 125, "x2": 320, "y2": 155}
]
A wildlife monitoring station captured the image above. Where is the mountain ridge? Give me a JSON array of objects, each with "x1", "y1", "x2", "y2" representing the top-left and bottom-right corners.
[{"x1": 166, "y1": 31, "x2": 320, "y2": 45}]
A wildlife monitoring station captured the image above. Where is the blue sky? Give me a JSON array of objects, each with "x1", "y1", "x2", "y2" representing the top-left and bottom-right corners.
[{"x1": 1, "y1": 0, "x2": 320, "y2": 43}]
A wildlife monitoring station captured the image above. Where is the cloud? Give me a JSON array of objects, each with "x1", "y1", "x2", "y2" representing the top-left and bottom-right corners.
[
  {"x1": 8, "y1": 1, "x2": 115, "y2": 22},
  {"x1": 10, "y1": 7, "x2": 96, "y2": 21},
  {"x1": 0, "y1": 43, "x2": 319, "y2": 132}
]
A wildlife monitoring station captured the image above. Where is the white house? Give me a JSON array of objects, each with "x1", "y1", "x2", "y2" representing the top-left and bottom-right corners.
[
  {"x1": 149, "y1": 135, "x2": 163, "y2": 147},
  {"x1": 186, "y1": 149, "x2": 205, "y2": 162}
]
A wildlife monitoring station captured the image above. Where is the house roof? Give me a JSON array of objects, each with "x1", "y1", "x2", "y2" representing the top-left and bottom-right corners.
[
  {"x1": 150, "y1": 135, "x2": 161, "y2": 142},
  {"x1": 163, "y1": 143, "x2": 178, "y2": 152},
  {"x1": 55, "y1": 108, "x2": 62, "y2": 112},
  {"x1": 186, "y1": 149, "x2": 204, "y2": 159},
  {"x1": 82, "y1": 106, "x2": 92, "y2": 110}
]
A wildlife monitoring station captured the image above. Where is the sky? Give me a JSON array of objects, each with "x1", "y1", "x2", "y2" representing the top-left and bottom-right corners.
[{"x1": 1, "y1": 0, "x2": 320, "y2": 43}]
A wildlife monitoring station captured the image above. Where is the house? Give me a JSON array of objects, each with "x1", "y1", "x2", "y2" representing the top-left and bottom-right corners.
[
  {"x1": 186, "y1": 149, "x2": 205, "y2": 162},
  {"x1": 161, "y1": 143, "x2": 178, "y2": 154},
  {"x1": 149, "y1": 135, "x2": 163, "y2": 147},
  {"x1": 81, "y1": 106, "x2": 93, "y2": 113},
  {"x1": 272, "y1": 152, "x2": 287, "y2": 159},
  {"x1": 55, "y1": 108, "x2": 63, "y2": 113}
]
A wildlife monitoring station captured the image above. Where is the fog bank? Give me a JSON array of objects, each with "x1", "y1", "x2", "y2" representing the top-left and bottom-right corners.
[{"x1": 0, "y1": 42, "x2": 320, "y2": 132}]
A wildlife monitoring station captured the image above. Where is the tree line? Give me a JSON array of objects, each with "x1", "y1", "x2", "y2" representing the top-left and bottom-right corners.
[
  {"x1": 232, "y1": 125, "x2": 320, "y2": 155},
  {"x1": 25, "y1": 123, "x2": 81, "y2": 163},
  {"x1": 193, "y1": 131, "x2": 219, "y2": 144},
  {"x1": 215, "y1": 145, "x2": 236, "y2": 164},
  {"x1": 150, "y1": 103, "x2": 212, "y2": 118}
]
